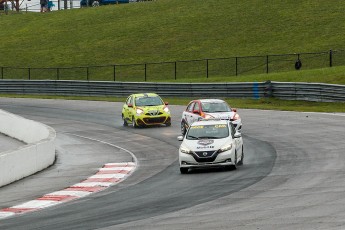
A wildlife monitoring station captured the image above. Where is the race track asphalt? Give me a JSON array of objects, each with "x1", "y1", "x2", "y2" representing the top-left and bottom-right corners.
[{"x1": 0, "y1": 98, "x2": 344, "y2": 230}]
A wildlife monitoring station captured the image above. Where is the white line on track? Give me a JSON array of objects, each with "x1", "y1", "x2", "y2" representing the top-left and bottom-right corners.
[{"x1": 0, "y1": 134, "x2": 138, "y2": 220}]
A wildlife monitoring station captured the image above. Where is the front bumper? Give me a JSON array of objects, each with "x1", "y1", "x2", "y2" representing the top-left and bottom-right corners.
[
  {"x1": 179, "y1": 150, "x2": 235, "y2": 169},
  {"x1": 135, "y1": 115, "x2": 171, "y2": 126}
]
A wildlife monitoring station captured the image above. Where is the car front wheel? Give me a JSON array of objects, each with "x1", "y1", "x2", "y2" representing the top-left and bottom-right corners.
[
  {"x1": 180, "y1": 167, "x2": 189, "y2": 174},
  {"x1": 227, "y1": 151, "x2": 237, "y2": 170},
  {"x1": 122, "y1": 114, "x2": 128, "y2": 126},
  {"x1": 132, "y1": 116, "x2": 138, "y2": 128}
]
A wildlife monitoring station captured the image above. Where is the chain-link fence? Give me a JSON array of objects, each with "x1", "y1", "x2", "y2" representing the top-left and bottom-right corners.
[{"x1": 1, "y1": 50, "x2": 344, "y2": 82}]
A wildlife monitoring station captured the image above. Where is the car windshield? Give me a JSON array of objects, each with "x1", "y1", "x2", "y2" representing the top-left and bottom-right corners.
[
  {"x1": 135, "y1": 96, "x2": 163, "y2": 106},
  {"x1": 201, "y1": 102, "x2": 231, "y2": 113},
  {"x1": 186, "y1": 124, "x2": 229, "y2": 140}
]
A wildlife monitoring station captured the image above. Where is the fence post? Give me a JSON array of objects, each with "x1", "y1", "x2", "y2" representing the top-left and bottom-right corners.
[
  {"x1": 235, "y1": 57, "x2": 238, "y2": 76},
  {"x1": 1, "y1": 67, "x2": 3, "y2": 79},
  {"x1": 28, "y1": 68, "x2": 31, "y2": 80},
  {"x1": 266, "y1": 55, "x2": 269, "y2": 73},
  {"x1": 294, "y1": 53, "x2": 302, "y2": 70},
  {"x1": 174, "y1": 62, "x2": 177, "y2": 80},
  {"x1": 86, "y1": 67, "x2": 89, "y2": 81},
  {"x1": 57, "y1": 68, "x2": 60, "y2": 80},
  {"x1": 329, "y1": 49, "x2": 333, "y2": 67},
  {"x1": 113, "y1": 65, "x2": 116, "y2": 81},
  {"x1": 144, "y1": 63, "x2": 147, "y2": 82},
  {"x1": 206, "y1": 59, "x2": 209, "y2": 78}
]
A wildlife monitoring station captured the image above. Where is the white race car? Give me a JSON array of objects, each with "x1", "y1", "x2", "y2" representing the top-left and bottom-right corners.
[
  {"x1": 177, "y1": 119, "x2": 244, "y2": 174},
  {"x1": 180, "y1": 99, "x2": 242, "y2": 135}
]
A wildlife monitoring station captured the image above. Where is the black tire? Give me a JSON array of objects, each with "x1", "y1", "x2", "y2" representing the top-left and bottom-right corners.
[
  {"x1": 180, "y1": 167, "x2": 189, "y2": 174},
  {"x1": 122, "y1": 114, "x2": 128, "y2": 126},
  {"x1": 181, "y1": 121, "x2": 187, "y2": 135},
  {"x1": 238, "y1": 146, "x2": 244, "y2": 165},
  {"x1": 166, "y1": 121, "x2": 171, "y2": 127}
]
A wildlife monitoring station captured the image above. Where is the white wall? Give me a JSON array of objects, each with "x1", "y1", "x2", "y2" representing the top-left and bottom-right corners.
[{"x1": 0, "y1": 109, "x2": 56, "y2": 187}]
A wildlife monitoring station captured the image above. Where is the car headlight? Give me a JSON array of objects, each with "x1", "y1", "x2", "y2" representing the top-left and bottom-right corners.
[
  {"x1": 204, "y1": 114, "x2": 214, "y2": 119},
  {"x1": 136, "y1": 108, "x2": 144, "y2": 115},
  {"x1": 217, "y1": 143, "x2": 232, "y2": 153},
  {"x1": 232, "y1": 113, "x2": 240, "y2": 121},
  {"x1": 163, "y1": 106, "x2": 170, "y2": 113},
  {"x1": 180, "y1": 145, "x2": 192, "y2": 154}
]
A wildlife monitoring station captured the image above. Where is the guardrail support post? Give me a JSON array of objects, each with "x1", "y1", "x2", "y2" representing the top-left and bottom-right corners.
[
  {"x1": 329, "y1": 49, "x2": 333, "y2": 67},
  {"x1": 1, "y1": 67, "x2": 3, "y2": 79},
  {"x1": 264, "y1": 80, "x2": 273, "y2": 98},
  {"x1": 253, "y1": 82, "x2": 260, "y2": 99},
  {"x1": 206, "y1": 59, "x2": 209, "y2": 78},
  {"x1": 266, "y1": 55, "x2": 269, "y2": 73},
  {"x1": 28, "y1": 68, "x2": 31, "y2": 80},
  {"x1": 57, "y1": 68, "x2": 60, "y2": 80},
  {"x1": 144, "y1": 63, "x2": 147, "y2": 82}
]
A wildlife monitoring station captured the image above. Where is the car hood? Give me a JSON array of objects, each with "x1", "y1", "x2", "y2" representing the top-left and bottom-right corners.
[
  {"x1": 206, "y1": 111, "x2": 235, "y2": 120},
  {"x1": 137, "y1": 105, "x2": 165, "y2": 113},
  {"x1": 182, "y1": 138, "x2": 230, "y2": 152}
]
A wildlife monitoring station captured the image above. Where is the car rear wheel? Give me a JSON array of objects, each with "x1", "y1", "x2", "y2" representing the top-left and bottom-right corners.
[
  {"x1": 165, "y1": 121, "x2": 171, "y2": 127},
  {"x1": 92, "y1": 0, "x2": 99, "y2": 6},
  {"x1": 180, "y1": 167, "x2": 189, "y2": 174}
]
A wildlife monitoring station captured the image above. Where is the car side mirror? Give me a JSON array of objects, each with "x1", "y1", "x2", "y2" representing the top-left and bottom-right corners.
[
  {"x1": 234, "y1": 132, "x2": 241, "y2": 138},
  {"x1": 128, "y1": 103, "x2": 133, "y2": 108},
  {"x1": 177, "y1": 136, "x2": 184, "y2": 141},
  {"x1": 164, "y1": 101, "x2": 169, "y2": 105}
]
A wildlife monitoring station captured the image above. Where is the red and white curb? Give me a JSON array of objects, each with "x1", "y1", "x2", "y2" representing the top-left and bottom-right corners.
[{"x1": 0, "y1": 162, "x2": 136, "y2": 220}]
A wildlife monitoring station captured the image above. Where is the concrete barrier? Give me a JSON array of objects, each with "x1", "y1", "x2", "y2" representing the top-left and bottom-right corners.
[{"x1": 0, "y1": 109, "x2": 56, "y2": 187}]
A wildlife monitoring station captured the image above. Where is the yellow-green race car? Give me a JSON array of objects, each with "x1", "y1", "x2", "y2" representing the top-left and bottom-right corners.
[{"x1": 122, "y1": 93, "x2": 171, "y2": 128}]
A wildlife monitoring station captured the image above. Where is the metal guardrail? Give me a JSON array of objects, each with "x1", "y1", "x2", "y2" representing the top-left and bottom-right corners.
[
  {"x1": 0, "y1": 80, "x2": 344, "y2": 102},
  {"x1": 271, "y1": 82, "x2": 345, "y2": 102},
  {"x1": 0, "y1": 80, "x2": 265, "y2": 98}
]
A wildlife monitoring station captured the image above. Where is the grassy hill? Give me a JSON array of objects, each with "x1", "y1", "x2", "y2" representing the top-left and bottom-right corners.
[{"x1": 1, "y1": 0, "x2": 345, "y2": 83}]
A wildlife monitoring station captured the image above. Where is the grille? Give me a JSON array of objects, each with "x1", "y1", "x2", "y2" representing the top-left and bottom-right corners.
[
  {"x1": 193, "y1": 151, "x2": 218, "y2": 162},
  {"x1": 143, "y1": 117, "x2": 166, "y2": 124},
  {"x1": 145, "y1": 111, "x2": 163, "y2": 116}
]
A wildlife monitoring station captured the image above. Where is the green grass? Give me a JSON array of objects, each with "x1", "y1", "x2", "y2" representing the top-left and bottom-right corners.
[
  {"x1": 154, "y1": 66, "x2": 345, "y2": 85},
  {"x1": 1, "y1": 1, "x2": 345, "y2": 74},
  {"x1": 1, "y1": 0, "x2": 345, "y2": 112}
]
